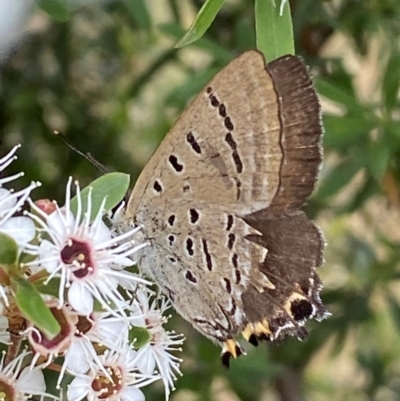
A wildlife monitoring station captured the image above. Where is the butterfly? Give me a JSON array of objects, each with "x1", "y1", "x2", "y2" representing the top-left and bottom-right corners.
[{"x1": 122, "y1": 50, "x2": 327, "y2": 366}]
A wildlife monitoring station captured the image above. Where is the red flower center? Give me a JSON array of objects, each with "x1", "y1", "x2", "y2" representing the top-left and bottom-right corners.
[
  {"x1": 75, "y1": 315, "x2": 94, "y2": 337},
  {"x1": 31, "y1": 307, "x2": 74, "y2": 352},
  {"x1": 91, "y1": 366, "x2": 123, "y2": 399},
  {"x1": 60, "y1": 238, "x2": 94, "y2": 278},
  {"x1": 0, "y1": 379, "x2": 15, "y2": 401}
]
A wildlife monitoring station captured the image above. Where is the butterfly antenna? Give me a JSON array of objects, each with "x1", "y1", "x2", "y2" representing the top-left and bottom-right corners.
[{"x1": 53, "y1": 130, "x2": 109, "y2": 174}]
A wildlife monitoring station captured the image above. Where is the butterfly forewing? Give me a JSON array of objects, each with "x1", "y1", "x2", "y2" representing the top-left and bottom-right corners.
[{"x1": 126, "y1": 51, "x2": 282, "y2": 217}]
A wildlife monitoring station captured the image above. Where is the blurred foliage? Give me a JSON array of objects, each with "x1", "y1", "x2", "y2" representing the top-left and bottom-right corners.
[{"x1": 1, "y1": 0, "x2": 400, "y2": 400}]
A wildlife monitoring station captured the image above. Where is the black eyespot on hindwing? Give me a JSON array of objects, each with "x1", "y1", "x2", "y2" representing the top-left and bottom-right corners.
[{"x1": 290, "y1": 299, "x2": 313, "y2": 321}]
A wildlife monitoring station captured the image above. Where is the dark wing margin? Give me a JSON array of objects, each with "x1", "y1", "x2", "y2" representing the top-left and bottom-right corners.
[
  {"x1": 240, "y1": 55, "x2": 326, "y2": 344},
  {"x1": 267, "y1": 55, "x2": 323, "y2": 214}
]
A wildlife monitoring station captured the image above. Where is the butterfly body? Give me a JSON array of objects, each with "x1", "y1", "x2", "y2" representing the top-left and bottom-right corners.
[{"x1": 124, "y1": 51, "x2": 327, "y2": 363}]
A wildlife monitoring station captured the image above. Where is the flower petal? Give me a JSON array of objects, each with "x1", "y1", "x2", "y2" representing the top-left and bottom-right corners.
[
  {"x1": 92, "y1": 220, "x2": 111, "y2": 244},
  {"x1": 68, "y1": 281, "x2": 94, "y2": 315},
  {"x1": 39, "y1": 240, "x2": 59, "y2": 273},
  {"x1": 47, "y1": 208, "x2": 75, "y2": 238},
  {"x1": 96, "y1": 317, "x2": 127, "y2": 347},
  {"x1": 67, "y1": 375, "x2": 91, "y2": 401},
  {"x1": 0, "y1": 188, "x2": 16, "y2": 212},
  {"x1": 121, "y1": 385, "x2": 145, "y2": 401},
  {"x1": 135, "y1": 344, "x2": 156, "y2": 376},
  {"x1": 0, "y1": 216, "x2": 36, "y2": 246},
  {"x1": 17, "y1": 366, "x2": 46, "y2": 394},
  {"x1": 65, "y1": 341, "x2": 91, "y2": 374}
]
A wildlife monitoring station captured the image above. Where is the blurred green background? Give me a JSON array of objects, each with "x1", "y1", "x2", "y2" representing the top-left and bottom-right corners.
[{"x1": 1, "y1": 0, "x2": 400, "y2": 400}]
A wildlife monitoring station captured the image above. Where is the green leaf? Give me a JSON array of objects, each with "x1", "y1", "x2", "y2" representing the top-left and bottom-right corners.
[
  {"x1": 339, "y1": 176, "x2": 379, "y2": 214},
  {"x1": 34, "y1": 277, "x2": 62, "y2": 299},
  {"x1": 382, "y1": 50, "x2": 400, "y2": 112},
  {"x1": 175, "y1": 0, "x2": 226, "y2": 48},
  {"x1": 367, "y1": 141, "x2": 390, "y2": 181},
  {"x1": 69, "y1": 173, "x2": 130, "y2": 221},
  {"x1": 123, "y1": 0, "x2": 151, "y2": 31},
  {"x1": 316, "y1": 78, "x2": 367, "y2": 114},
  {"x1": 14, "y1": 277, "x2": 60, "y2": 338},
  {"x1": 159, "y1": 23, "x2": 232, "y2": 64},
  {"x1": 387, "y1": 292, "x2": 400, "y2": 332},
  {"x1": 36, "y1": 0, "x2": 70, "y2": 22},
  {"x1": 226, "y1": 348, "x2": 275, "y2": 400},
  {"x1": 255, "y1": 0, "x2": 294, "y2": 61},
  {"x1": 166, "y1": 68, "x2": 220, "y2": 109},
  {"x1": 129, "y1": 326, "x2": 151, "y2": 348},
  {"x1": 316, "y1": 158, "x2": 361, "y2": 201},
  {"x1": 322, "y1": 114, "x2": 373, "y2": 151},
  {"x1": 234, "y1": 18, "x2": 256, "y2": 51},
  {"x1": 0, "y1": 233, "x2": 18, "y2": 266}
]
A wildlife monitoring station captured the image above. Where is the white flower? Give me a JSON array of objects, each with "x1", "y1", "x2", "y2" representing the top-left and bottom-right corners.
[
  {"x1": 128, "y1": 290, "x2": 184, "y2": 400},
  {"x1": 25, "y1": 177, "x2": 150, "y2": 315},
  {"x1": 0, "y1": 348, "x2": 58, "y2": 401},
  {"x1": 0, "y1": 215, "x2": 36, "y2": 250},
  {"x1": 63, "y1": 311, "x2": 129, "y2": 378},
  {"x1": 0, "y1": 145, "x2": 39, "y2": 251},
  {"x1": 67, "y1": 343, "x2": 160, "y2": 401},
  {"x1": 0, "y1": 145, "x2": 39, "y2": 306}
]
